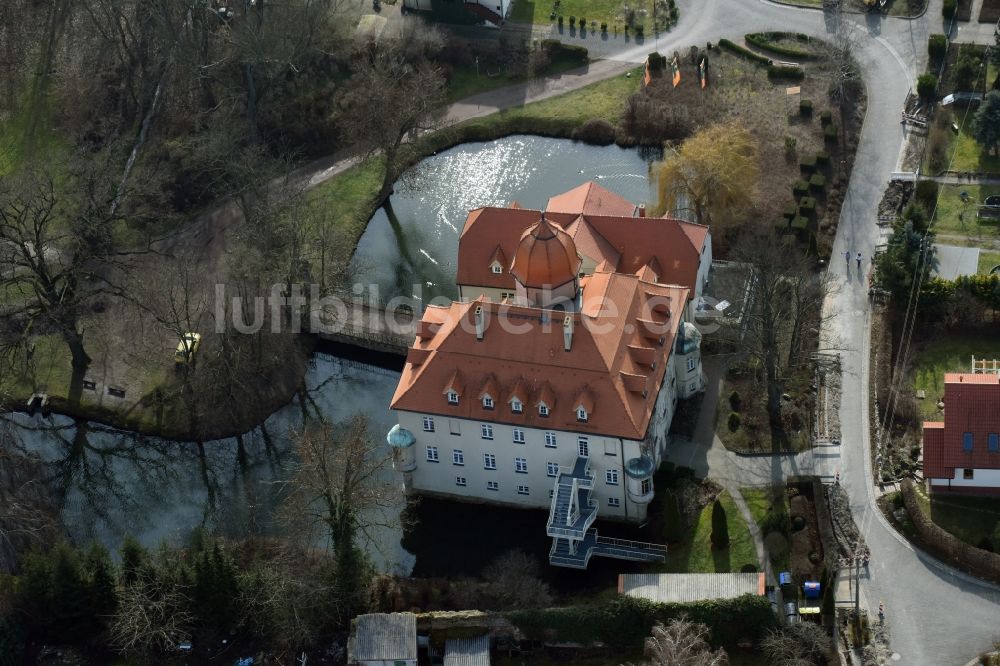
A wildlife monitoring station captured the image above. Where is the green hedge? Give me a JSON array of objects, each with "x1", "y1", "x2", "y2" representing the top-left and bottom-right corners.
[
  {"x1": 540, "y1": 40, "x2": 589, "y2": 64},
  {"x1": 942, "y1": 0, "x2": 956, "y2": 19},
  {"x1": 816, "y1": 150, "x2": 831, "y2": 165},
  {"x1": 809, "y1": 173, "x2": 826, "y2": 192},
  {"x1": 820, "y1": 110, "x2": 832, "y2": 126},
  {"x1": 745, "y1": 32, "x2": 817, "y2": 60},
  {"x1": 799, "y1": 99, "x2": 813, "y2": 116},
  {"x1": 823, "y1": 123, "x2": 838, "y2": 144},
  {"x1": 767, "y1": 65, "x2": 804, "y2": 81},
  {"x1": 793, "y1": 180, "x2": 810, "y2": 197},
  {"x1": 717, "y1": 38, "x2": 772, "y2": 66},
  {"x1": 800, "y1": 154, "x2": 817, "y2": 174},
  {"x1": 507, "y1": 595, "x2": 777, "y2": 649}
]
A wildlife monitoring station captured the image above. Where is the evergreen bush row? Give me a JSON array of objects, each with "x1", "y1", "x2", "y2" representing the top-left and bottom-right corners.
[{"x1": 717, "y1": 38, "x2": 772, "y2": 66}]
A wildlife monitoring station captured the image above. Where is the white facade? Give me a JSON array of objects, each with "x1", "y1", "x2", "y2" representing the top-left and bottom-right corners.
[
  {"x1": 397, "y1": 410, "x2": 651, "y2": 520},
  {"x1": 929, "y1": 467, "x2": 1000, "y2": 489}
]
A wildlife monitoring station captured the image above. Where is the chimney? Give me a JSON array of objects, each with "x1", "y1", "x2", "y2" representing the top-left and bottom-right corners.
[
  {"x1": 475, "y1": 306, "x2": 485, "y2": 341},
  {"x1": 638, "y1": 204, "x2": 646, "y2": 218},
  {"x1": 563, "y1": 315, "x2": 574, "y2": 351}
]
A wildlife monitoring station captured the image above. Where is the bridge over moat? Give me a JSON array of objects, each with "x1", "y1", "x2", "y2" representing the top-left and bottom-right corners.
[{"x1": 315, "y1": 292, "x2": 418, "y2": 355}]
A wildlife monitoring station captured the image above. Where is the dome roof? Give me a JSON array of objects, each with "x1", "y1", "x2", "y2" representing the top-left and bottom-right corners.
[
  {"x1": 624, "y1": 454, "x2": 655, "y2": 479},
  {"x1": 676, "y1": 321, "x2": 702, "y2": 355},
  {"x1": 386, "y1": 424, "x2": 416, "y2": 449},
  {"x1": 510, "y1": 216, "x2": 581, "y2": 289}
]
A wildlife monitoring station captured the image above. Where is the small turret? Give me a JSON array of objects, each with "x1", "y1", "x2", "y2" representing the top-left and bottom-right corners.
[{"x1": 624, "y1": 454, "x2": 655, "y2": 505}]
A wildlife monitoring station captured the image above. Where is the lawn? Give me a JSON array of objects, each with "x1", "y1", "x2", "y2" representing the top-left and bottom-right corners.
[
  {"x1": 944, "y1": 123, "x2": 1000, "y2": 175},
  {"x1": 979, "y1": 250, "x2": 1000, "y2": 274},
  {"x1": 661, "y1": 490, "x2": 759, "y2": 574},
  {"x1": 912, "y1": 482, "x2": 1000, "y2": 550},
  {"x1": 911, "y1": 331, "x2": 1000, "y2": 420},
  {"x1": 932, "y1": 183, "x2": 1000, "y2": 239},
  {"x1": 445, "y1": 52, "x2": 590, "y2": 103},
  {"x1": 741, "y1": 487, "x2": 791, "y2": 573}
]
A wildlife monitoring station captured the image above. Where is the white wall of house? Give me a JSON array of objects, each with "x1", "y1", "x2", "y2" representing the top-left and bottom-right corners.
[
  {"x1": 930, "y1": 467, "x2": 1000, "y2": 488},
  {"x1": 467, "y1": 0, "x2": 512, "y2": 20},
  {"x1": 359, "y1": 660, "x2": 417, "y2": 666},
  {"x1": 396, "y1": 410, "x2": 653, "y2": 521},
  {"x1": 457, "y1": 284, "x2": 517, "y2": 303}
]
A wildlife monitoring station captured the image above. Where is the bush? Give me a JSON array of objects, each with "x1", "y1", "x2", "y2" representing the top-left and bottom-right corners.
[
  {"x1": 819, "y1": 110, "x2": 832, "y2": 126},
  {"x1": 767, "y1": 65, "x2": 804, "y2": 81},
  {"x1": 572, "y1": 118, "x2": 617, "y2": 145},
  {"x1": 917, "y1": 73, "x2": 938, "y2": 102},
  {"x1": 711, "y1": 499, "x2": 730, "y2": 548},
  {"x1": 942, "y1": 0, "x2": 956, "y2": 19},
  {"x1": 793, "y1": 180, "x2": 809, "y2": 197},
  {"x1": 648, "y1": 51, "x2": 667, "y2": 72},
  {"x1": 785, "y1": 135, "x2": 797, "y2": 158},
  {"x1": 816, "y1": 150, "x2": 831, "y2": 165},
  {"x1": 540, "y1": 40, "x2": 589, "y2": 64},
  {"x1": 728, "y1": 412, "x2": 741, "y2": 432},
  {"x1": 635, "y1": 25, "x2": 644, "y2": 38},
  {"x1": 717, "y1": 38, "x2": 772, "y2": 66},
  {"x1": 799, "y1": 154, "x2": 817, "y2": 173},
  {"x1": 928, "y1": 34, "x2": 947, "y2": 62},
  {"x1": 729, "y1": 390, "x2": 742, "y2": 411},
  {"x1": 579, "y1": 16, "x2": 586, "y2": 27},
  {"x1": 557, "y1": 15, "x2": 563, "y2": 26},
  {"x1": 799, "y1": 196, "x2": 816, "y2": 219},
  {"x1": 809, "y1": 173, "x2": 826, "y2": 192},
  {"x1": 569, "y1": 15, "x2": 576, "y2": 26},
  {"x1": 799, "y1": 99, "x2": 813, "y2": 116},
  {"x1": 745, "y1": 32, "x2": 816, "y2": 60},
  {"x1": 601, "y1": 22, "x2": 608, "y2": 33},
  {"x1": 914, "y1": 179, "x2": 940, "y2": 214},
  {"x1": 823, "y1": 123, "x2": 838, "y2": 144}
]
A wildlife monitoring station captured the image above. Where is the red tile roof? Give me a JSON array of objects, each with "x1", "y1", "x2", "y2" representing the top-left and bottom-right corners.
[
  {"x1": 391, "y1": 271, "x2": 689, "y2": 440},
  {"x1": 922, "y1": 374, "x2": 1000, "y2": 480},
  {"x1": 456, "y1": 183, "x2": 708, "y2": 299},
  {"x1": 546, "y1": 181, "x2": 639, "y2": 217},
  {"x1": 510, "y1": 216, "x2": 581, "y2": 288}
]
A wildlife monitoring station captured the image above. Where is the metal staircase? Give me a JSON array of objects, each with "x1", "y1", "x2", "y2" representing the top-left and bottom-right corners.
[{"x1": 546, "y1": 457, "x2": 667, "y2": 569}]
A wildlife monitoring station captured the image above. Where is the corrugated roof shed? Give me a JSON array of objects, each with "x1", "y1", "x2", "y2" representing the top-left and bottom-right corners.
[
  {"x1": 444, "y1": 635, "x2": 490, "y2": 666},
  {"x1": 619, "y1": 573, "x2": 765, "y2": 603},
  {"x1": 353, "y1": 613, "x2": 417, "y2": 661}
]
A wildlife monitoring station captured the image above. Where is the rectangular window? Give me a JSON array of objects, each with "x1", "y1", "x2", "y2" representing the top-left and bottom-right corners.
[
  {"x1": 687, "y1": 357, "x2": 696, "y2": 372},
  {"x1": 549, "y1": 489, "x2": 555, "y2": 499},
  {"x1": 517, "y1": 485, "x2": 530, "y2": 495},
  {"x1": 484, "y1": 453, "x2": 496, "y2": 470},
  {"x1": 422, "y1": 416, "x2": 435, "y2": 432},
  {"x1": 606, "y1": 469, "x2": 620, "y2": 485},
  {"x1": 511, "y1": 398, "x2": 523, "y2": 413},
  {"x1": 641, "y1": 478, "x2": 652, "y2": 494},
  {"x1": 426, "y1": 446, "x2": 439, "y2": 462},
  {"x1": 447, "y1": 391, "x2": 459, "y2": 405},
  {"x1": 578, "y1": 437, "x2": 590, "y2": 457},
  {"x1": 545, "y1": 432, "x2": 557, "y2": 448},
  {"x1": 491, "y1": 265, "x2": 502, "y2": 274},
  {"x1": 452, "y1": 449, "x2": 464, "y2": 466},
  {"x1": 689, "y1": 382, "x2": 696, "y2": 392},
  {"x1": 547, "y1": 462, "x2": 559, "y2": 477},
  {"x1": 515, "y1": 457, "x2": 527, "y2": 473},
  {"x1": 577, "y1": 408, "x2": 588, "y2": 422},
  {"x1": 608, "y1": 497, "x2": 621, "y2": 508},
  {"x1": 963, "y1": 432, "x2": 974, "y2": 452},
  {"x1": 539, "y1": 404, "x2": 549, "y2": 417},
  {"x1": 513, "y1": 428, "x2": 525, "y2": 444},
  {"x1": 487, "y1": 481, "x2": 499, "y2": 491},
  {"x1": 483, "y1": 396, "x2": 494, "y2": 409},
  {"x1": 964, "y1": 468, "x2": 975, "y2": 480},
  {"x1": 989, "y1": 433, "x2": 999, "y2": 452},
  {"x1": 449, "y1": 420, "x2": 461, "y2": 436},
  {"x1": 455, "y1": 476, "x2": 467, "y2": 487},
  {"x1": 481, "y1": 424, "x2": 494, "y2": 440},
  {"x1": 604, "y1": 441, "x2": 617, "y2": 456}
]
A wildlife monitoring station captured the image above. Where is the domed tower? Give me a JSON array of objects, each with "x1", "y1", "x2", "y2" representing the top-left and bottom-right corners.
[
  {"x1": 624, "y1": 454, "x2": 655, "y2": 505},
  {"x1": 674, "y1": 321, "x2": 706, "y2": 399},
  {"x1": 510, "y1": 215, "x2": 582, "y2": 310},
  {"x1": 386, "y1": 424, "x2": 416, "y2": 492}
]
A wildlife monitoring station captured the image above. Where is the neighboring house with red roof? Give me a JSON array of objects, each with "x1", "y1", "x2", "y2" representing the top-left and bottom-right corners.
[
  {"x1": 386, "y1": 183, "x2": 709, "y2": 568},
  {"x1": 922, "y1": 371, "x2": 1000, "y2": 496},
  {"x1": 456, "y1": 181, "x2": 712, "y2": 322}
]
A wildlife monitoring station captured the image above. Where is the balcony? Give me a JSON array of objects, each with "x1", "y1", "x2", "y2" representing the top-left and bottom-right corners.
[{"x1": 549, "y1": 530, "x2": 667, "y2": 568}]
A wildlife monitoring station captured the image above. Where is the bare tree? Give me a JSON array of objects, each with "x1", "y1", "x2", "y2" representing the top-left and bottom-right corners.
[
  {"x1": 0, "y1": 428, "x2": 59, "y2": 574},
  {"x1": 110, "y1": 569, "x2": 194, "y2": 655},
  {"x1": 482, "y1": 550, "x2": 553, "y2": 610},
  {"x1": 761, "y1": 623, "x2": 833, "y2": 666},
  {"x1": 628, "y1": 617, "x2": 729, "y2": 666}
]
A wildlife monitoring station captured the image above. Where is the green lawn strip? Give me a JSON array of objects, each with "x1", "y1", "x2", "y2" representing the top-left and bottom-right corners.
[
  {"x1": 511, "y1": 0, "x2": 642, "y2": 29},
  {"x1": 911, "y1": 331, "x2": 1000, "y2": 420},
  {"x1": 933, "y1": 183, "x2": 1000, "y2": 239},
  {"x1": 913, "y1": 483, "x2": 1000, "y2": 548},
  {"x1": 946, "y1": 122, "x2": 1000, "y2": 174},
  {"x1": 445, "y1": 53, "x2": 588, "y2": 103},
  {"x1": 979, "y1": 250, "x2": 1000, "y2": 274},
  {"x1": 662, "y1": 490, "x2": 758, "y2": 573},
  {"x1": 741, "y1": 487, "x2": 791, "y2": 573}
]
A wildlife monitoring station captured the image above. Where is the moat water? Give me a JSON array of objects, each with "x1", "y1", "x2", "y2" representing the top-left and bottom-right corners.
[{"x1": 6, "y1": 136, "x2": 659, "y2": 578}]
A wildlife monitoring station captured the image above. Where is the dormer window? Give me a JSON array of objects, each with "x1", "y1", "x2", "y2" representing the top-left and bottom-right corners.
[
  {"x1": 491, "y1": 264, "x2": 503, "y2": 274},
  {"x1": 483, "y1": 396, "x2": 494, "y2": 409},
  {"x1": 511, "y1": 398, "x2": 523, "y2": 413},
  {"x1": 577, "y1": 407, "x2": 588, "y2": 422},
  {"x1": 539, "y1": 403, "x2": 550, "y2": 417},
  {"x1": 447, "y1": 391, "x2": 459, "y2": 405}
]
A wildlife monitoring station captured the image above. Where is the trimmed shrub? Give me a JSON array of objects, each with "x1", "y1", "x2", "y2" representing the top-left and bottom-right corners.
[
  {"x1": 799, "y1": 154, "x2": 817, "y2": 173},
  {"x1": 601, "y1": 22, "x2": 608, "y2": 33},
  {"x1": 799, "y1": 99, "x2": 813, "y2": 116},
  {"x1": 729, "y1": 390, "x2": 742, "y2": 411},
  {"x1": 917, "y1": 73, "x2": 938, "y2": 102},
  {"x1": 823, "y1": 123, "x2": 838, "y2": 144},
  {"x1": 809, "y1": 173, "x2": 826, "y2": 192},
  {"x1": 579, "y1": 16, "x2": 587, "y2": 27},
  {"x1": 816, "y1": 150, "x2": 831, "y2": 165},
  {"x1": 711, "y1": 499, "x2": 730, "y2": 548},
  {"x1": 717, "y1": 38, "x2": 772, "y2": 66},
  {"x1": 819, "y1": 110, "x2": 832, "y2": 126},
  {"x1": 793, "y1": 180, "x2": 810, "y2": 197},
  {"x1": 928, "y1": 34, "x2": 947, "y2": 62},
  {"x1": 569, "y1": 15, "x2": 576, "y2": 26},
  {"x1": 799, "y1": 196, "x2": 816, "y2": 219},
  {"x1": 635, "y1": 25, "x2": 644, "y2": 38},
  {"x1": 767, "y1": 64, "x2": 804, "y2": 81},
  {"x1": 942, "y1": 0, "x2": 956, "y2": 19},
  {"x1": 648, "y1": 51, "x2": 668, "y2": 71},
  {"x1": 745, "y1": 32, "x2": 816, "y2": 60},
  {"x1": 557, "y1": 15, "x2": 563, "y2": 26},
  {"x1": 728, "y1": 412, "x2": 742, "y2": 432},
  {"x1": 783, "y1": 202, "x2": 798, "y2": 221},
  {"x1": 572, "y1": 118, "x2": 616, "y2": 145},
  {"x1": 791, "y1": 215, "x2": 810, "y2": 231},
  {"x1": 540, "y1": 40, "x2": 589, "y2": 64}
]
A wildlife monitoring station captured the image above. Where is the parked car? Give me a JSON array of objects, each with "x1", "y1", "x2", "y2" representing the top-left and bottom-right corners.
[{"x1": 174, "y1": 332, "x2": 202, "y2": 365}]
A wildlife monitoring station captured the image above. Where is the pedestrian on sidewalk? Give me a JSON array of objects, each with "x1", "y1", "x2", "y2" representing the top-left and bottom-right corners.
[
  {"x1": 856, "y1": 252, "x2": 863, "y2": 270},
  {"x1": 845, "y1": 250, "x2": 851, "y2": 266}
]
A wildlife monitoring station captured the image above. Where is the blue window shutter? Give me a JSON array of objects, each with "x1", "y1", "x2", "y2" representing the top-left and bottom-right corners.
[
  {"x1": 989, "y1": 433, "x2": 999, "y2": 452},
  {"x1": 963, "y1": 432, "x2": 973, "y2": 452}
]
